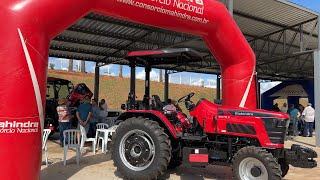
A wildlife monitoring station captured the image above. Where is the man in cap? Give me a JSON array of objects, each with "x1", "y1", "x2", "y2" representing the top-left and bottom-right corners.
[
  {"x1": 56, "y1": 98, "x2": 71, "y2": 147},
  {"x1": 302, "y1": 103, "x2": 315, "y2": 137}
]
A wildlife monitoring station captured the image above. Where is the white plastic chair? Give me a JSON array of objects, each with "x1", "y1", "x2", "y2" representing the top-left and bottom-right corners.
[
  {"x1": 42, "y1": 129, "x2": 51, "y2": 167},
  {"x1": 96, "y1": 123, "x2": 109, "y2": 151},
  {"x1": 63, "y1": 129, "x2": 81, "y2": 165},
  {"x1": 80, "y1": 125, "x2": 96, "y2": 154},
  {"x1": 96, "y1": 123, "x2": 109, "y2": 130}
]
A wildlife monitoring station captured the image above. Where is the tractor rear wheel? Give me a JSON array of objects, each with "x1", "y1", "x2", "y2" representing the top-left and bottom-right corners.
[
  {"x1": 232, "y1": 146, "x2": 282, "y2": 180},
  {"x1": 111, "y1": 117, "x2": 171, "y2": 180}
]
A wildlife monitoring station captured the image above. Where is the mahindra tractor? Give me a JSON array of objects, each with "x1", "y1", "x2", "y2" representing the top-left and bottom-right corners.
[
  {"x1": 111, "y1": 49, "x2": 317, "y2": 180},
  {"x1": 45, "y1": 77, "x2": 93, "y2": 135}
]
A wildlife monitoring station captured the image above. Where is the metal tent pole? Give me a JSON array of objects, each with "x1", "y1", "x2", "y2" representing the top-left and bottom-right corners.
[
  {"x1": 228, "y1": 0, "x2": 233, "y2": 16},
  {"x1": 145, "y1": 66, "x2": 151, "y2": 108},
  {"x1": 164, "y1": 69, "x2": 169, "y2": 104},
  {"x1": 94, "y1": 63, "x2": 100, "y2": 101},
  {"x1": 216, "y1": 75, "x2": 221, "y2": 100},
  {"x1": 314, "y1": 16, "x2": 320, "y2": 147},
  {"x1": 129, "y1": 60, "x2": 136, "y2": 109}
]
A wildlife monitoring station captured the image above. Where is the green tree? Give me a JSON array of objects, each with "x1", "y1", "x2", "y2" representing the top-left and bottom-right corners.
[{"x1": 49, "y1": 63, "x2": 55, "y2": 70}]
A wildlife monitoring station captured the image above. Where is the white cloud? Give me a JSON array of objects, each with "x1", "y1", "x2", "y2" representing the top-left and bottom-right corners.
[
  {"x1": 191, "y1": 78, "x2": 205, "y2": 86},
  {"x1": 136, "y1": 70, "x2": 159, "y2": 81},
  {"x1": 205, "y1": 79, "x2": 217, "y2": 88},
  {"x1": 260, "y1": 81, "x2": 281, "y2": 94},
  {"x1": 49, "y1": 58, "x2": 69, "y2": 70},
  {"x1": 100, "y1": 64, "x2": 113, "y2": 75}
]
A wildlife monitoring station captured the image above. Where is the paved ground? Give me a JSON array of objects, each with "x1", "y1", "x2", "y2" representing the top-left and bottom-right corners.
[{"x1": 40, "y1": 133, "x2": 320, "y2": 180}]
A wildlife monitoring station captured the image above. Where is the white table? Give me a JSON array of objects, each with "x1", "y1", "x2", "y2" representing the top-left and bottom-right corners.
[{"x1": 95, "y1": 126, "x2": 118, "y2": 153}]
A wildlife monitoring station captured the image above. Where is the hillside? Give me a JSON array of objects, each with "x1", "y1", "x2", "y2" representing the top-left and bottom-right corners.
[{"x1": 48, "y1": 70, "x2": 216, "y2": 111}]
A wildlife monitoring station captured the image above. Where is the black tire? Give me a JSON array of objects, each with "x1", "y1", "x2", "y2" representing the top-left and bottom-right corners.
[
  {"x1": 114, "y1": 120, "x2": 123, "y2": 125},
  {"x1": 278, "y1": 158, "x2": 289, "y2": 178},
  {"x1": 48, "y1": 130, "x2": 55, "y2": 137},
  {"x1": 167, "y1": 140, "x2": 181, "y2": 169},
  {"x1": 167, "y1": 159, "x2": 181, "y2": 169},
  {"x1": 111, "y1": 117, "x2": 171, "y2": 180},
  {"x1": 232, "y1": 146, "x2": 282, "y2": 180}
]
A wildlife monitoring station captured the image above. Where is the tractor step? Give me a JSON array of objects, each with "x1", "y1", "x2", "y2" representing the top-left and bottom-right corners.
[{"x1": 182, "y1": 134, "x2": 207, "y2": 141}]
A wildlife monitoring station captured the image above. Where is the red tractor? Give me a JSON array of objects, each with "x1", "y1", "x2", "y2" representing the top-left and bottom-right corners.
[
  {"x1": 111, "y1": 49, "x2": 317, "y2": 180},
  {"x1": 45, "y1": 77, "x2": 93, "y2": 135}
]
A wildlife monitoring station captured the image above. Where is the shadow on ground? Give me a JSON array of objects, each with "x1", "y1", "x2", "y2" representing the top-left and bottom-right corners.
[
  {"x1": 41, "y1": 153, "x2": 111, "y2": 180},
  {"x1": 113, "y1": 164, "x2": 233, "y2": 180},
  {"x1": 41, "y1": 133, "x2": 112, "y2": 180},
  {"x1": 166, "y1": 165, "x2": 233, "y2": 180}
]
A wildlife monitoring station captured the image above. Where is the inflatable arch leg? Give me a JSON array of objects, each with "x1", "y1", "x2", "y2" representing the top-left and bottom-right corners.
[{"x1": 0, "y1": 1, "x2": 256, "y2": 179}]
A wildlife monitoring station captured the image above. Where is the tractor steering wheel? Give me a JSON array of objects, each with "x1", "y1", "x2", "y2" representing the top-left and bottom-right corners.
[
  {"x1": 178, "y1": 92, "x2": 195, "y2": 103},
  {"x1": 178, "y1": 93, "x2": 195, "y2": 110}
]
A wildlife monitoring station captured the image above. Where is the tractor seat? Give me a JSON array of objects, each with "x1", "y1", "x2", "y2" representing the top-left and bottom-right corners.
[
  {"x1": 151, "y1": 95, "x2": 163, "y2": 111},
  {"x1": 163, "y1": 110, "x2": 178, "y2": 123}
]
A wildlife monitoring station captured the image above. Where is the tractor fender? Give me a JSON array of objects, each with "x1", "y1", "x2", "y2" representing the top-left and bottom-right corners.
[{"x1": 116, "y1": 110, "x2": 177, "y2": 139}]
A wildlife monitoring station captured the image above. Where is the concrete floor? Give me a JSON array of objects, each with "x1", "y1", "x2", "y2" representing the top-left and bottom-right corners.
[{"x1": 40, "y1": 133, "x2": 320, "y2": 180}]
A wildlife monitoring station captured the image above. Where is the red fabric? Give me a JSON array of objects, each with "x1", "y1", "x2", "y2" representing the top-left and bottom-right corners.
[{"x1": 0, "y1": 1, "x2": 256, "y2": 179}]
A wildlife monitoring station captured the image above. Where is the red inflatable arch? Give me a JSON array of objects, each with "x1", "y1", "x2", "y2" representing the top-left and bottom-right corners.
[{"x1": 0, "y1": 0, "x2": 256, "y2": 179}]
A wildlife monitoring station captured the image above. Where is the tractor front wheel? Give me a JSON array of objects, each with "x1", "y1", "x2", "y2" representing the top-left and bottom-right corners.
[
  {"x1": 232, "y1": 146, "x2": 282, "y2": 180},
  {"x1": 111, "y1": 117, "x2": 171, "y2": 180},
  {"x1": 278, "y1": 158, "x2": 289, "y2": 178}
]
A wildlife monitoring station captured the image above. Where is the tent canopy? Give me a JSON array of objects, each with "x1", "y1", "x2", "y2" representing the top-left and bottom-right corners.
[{"x1": 50, "y1": 0, "x2": 319, "y2": 81}]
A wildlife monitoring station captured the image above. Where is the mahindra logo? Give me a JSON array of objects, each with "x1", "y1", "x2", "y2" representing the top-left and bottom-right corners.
[
  {"x1": 0, "y1": 121, "x2": 39, "y2": 134},
  {"x1": 235, "y1": 112, "x2": 254, "y2": 116}
]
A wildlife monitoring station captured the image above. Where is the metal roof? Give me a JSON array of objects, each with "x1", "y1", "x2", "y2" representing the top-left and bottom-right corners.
[{"x1": 50, "y1": 0, "x2": 319, "y2": 81}]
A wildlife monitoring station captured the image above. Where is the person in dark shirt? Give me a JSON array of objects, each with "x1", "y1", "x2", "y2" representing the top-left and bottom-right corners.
[
  {"x1": 271, "y1": 103, "x2": 280, "y2": 112},
  {"x1": 88, "y1": 99, "x2": 99, "y2": 138},
  {"x1": 76, "y1": 97, "x2": 92, "y2": 142},
  {"x1": 287, "y1": 104, "x2": 300, "y2": 137},
  {"x1": 297, "y1": 104, "x2": 305, "y2": 134}
]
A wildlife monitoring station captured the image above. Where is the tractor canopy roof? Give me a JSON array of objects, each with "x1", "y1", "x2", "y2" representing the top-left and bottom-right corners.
[
  {"x1": 47, "y1": 77, "x2": 72, "y2": 85},
  {"x1": 125, "y1": 48, "x2": 203, "y2": 67}
]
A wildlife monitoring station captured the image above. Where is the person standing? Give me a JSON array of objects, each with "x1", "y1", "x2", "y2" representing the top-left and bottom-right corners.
[
  {"x1": 297, "y1": 104, "x2": 305, "y2": 134},
  {"x1": 288, "y1": 104, "x2": 300, "y2": 136},
  {"x1": 302, "y1": 103, "x2": 315, "y2": 137},
  {"x1": 271, "y1": 103, "x2": 280, "y2": 112},
  {"x1": 56, "y1": 98, "x2": 71, "y2": 147},
  {"x1": 89, "y1": 99, "x2": 99, "y2": 138},
  {"x1": 76, "y1": 96, "x2": 92, "y2": 142},
  {"x1": 281, "y1": 103, "x2": 288, "y2": 113},
  {"x1": 99, "y1": 99, "x2": 108, "y2": 124},
  {"x1": 66, "y1": 100, "x2": 77, "y2": 129}
]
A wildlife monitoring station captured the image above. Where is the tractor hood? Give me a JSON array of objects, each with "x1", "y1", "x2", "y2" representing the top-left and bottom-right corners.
[
  {"x1": 191, "y1": 98, "x2": 289, "y2": 119},
  {"x1": 217, "y1": 106, "x2": 289, "y2": 119}
]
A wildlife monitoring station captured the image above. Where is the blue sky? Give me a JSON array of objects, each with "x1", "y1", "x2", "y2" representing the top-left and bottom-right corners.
[
  {"x1": 48, "y1": 57, "x2": 217, "y2": 88},
  {"x1": 49, "y1": 0, "x2": 320, "y2": 93},
  {"x1": 290, "y1": 0, "x2": 320, "y2": 12}
]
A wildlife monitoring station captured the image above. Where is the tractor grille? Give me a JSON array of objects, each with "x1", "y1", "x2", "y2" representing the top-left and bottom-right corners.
[
  {"x1": 226, "y1": 123, "x2": 256, "y2": 135},
  {"x1": 262, "y1": 118, "x2": 288, "y2": 144}
]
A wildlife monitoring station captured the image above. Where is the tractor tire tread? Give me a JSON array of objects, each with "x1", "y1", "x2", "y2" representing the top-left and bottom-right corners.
[
  {"x1": 231, "y1": 146, "x2": 282, "y2": 180},
  {"x1": 111, "y1": 117, "x2": 171, "y2": 180}
]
